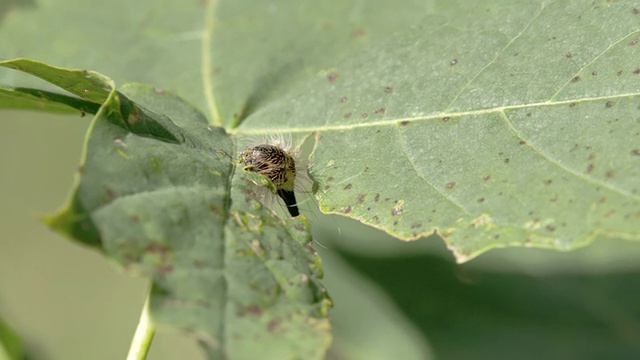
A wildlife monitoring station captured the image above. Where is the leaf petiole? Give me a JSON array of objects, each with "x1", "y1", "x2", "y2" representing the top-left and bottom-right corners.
[{"x1": 127, "y1": 291, "x2": 155, "y2": 360}]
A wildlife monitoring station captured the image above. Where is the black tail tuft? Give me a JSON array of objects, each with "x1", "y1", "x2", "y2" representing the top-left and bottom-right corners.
[{"x1": 277, "y1": 189, "x2": 300, "y2": 217}]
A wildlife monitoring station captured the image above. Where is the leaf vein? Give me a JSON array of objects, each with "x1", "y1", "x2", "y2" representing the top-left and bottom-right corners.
[
  {"x1": 395, "y1": 124, "x2": 472, "y2": 217},
  {"x1": 548, "y1": 28, "x2": 640, "y2": 101},
  {"x1": 442, "y1": 1, "x2": 547, "y2": 112},
  {"x1": 499, "y1": 110, "x2": 640, "y2": 201},
  {"x1": 201, "y1": 0, "x2": 222, "y2": 126}
]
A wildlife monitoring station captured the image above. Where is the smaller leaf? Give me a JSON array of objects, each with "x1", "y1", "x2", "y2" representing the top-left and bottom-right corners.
[
  {"x1": 0, "y1": 59, "x2": 332, "y2": 359},
  {"x1": 0, "y1": 58, "x2": 113, "y2": 103}
]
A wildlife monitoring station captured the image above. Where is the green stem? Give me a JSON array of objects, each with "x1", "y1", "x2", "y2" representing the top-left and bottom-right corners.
[{"x1": 127, "y1": 292, "x2": 155, "y2": 360}]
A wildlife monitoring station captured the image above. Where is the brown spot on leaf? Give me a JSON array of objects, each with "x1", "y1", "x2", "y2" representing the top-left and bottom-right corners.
[
  {"x1": 445, "y1": 182, "x2": 456, "y2": 189},
  {"x1": 450, "y1": 59, "x2": 458, "y2": 66},
  {"x1": 585, "y1": 164, "x2": 594, "y2": 174},
  {"x1": 104, "y1": 186, "x2": 117, "y2": 202},
  {"x1": 145, "y1": 242, "x2": 170, "y2": 254},
  {"x1": 504, "y1": 158, "x2": 510, "y2": 164},
  {"x1": 384, "y1": 86, "x2": 393, "y2": 94},
  {"x1": 570, "y1": 76, "x2": 580, "y2": 83},
  {"x1": 630, "y1": 38, "x2": 639, "y2": 46},
  {"x1": 340, "y1": 96, "x2": 348, "y2": 102},
  {"x1": 342, "y1": 205, "x2": 352, "y2": 214},
  {"x1": 442, "y1": 117, "x2": 450, "y2": 122},
  {"x1": 209, "y1": 204, "x2": 222, "y2": 215},
  {"x1": 327, "y1": 72, "x2": 339, "y2": 82},
  {"x1": 357, "y1": 193, "x2": 366, "y2": 203},
  {"x1": 156, "y1": 264, "x2": 174, "y2": 274},
  {"x1": 374, "y1": 108, "x2": 386, "y2": 115},
  {"x1": 605, "y1": 101, "x2": 614, "y2": 108},
  {"x1": 605, "y1": 170, "x2": 614, "y2": 178},
  {"x1": 344, "y1": 112, "x2": 352, "y2": 119},
  {"x1": 127, "y1": 112, "x2": 143, "y2": 125},
  {"x1": 545, "y1": 225, "x2": 556, "y2": 233},
  {"x1": 617, "y1": 70, "x2": 623, "y2": 76},
  {"x1": 374, "y1": 194, "x2": 380, "y2": 202},
  {"x1": 544, "y1": 179, "x2": 553, "y2": 185},
  {"x1": 153, "y1": 88, "x2": 165, "y2": 94},
  {"x1": 482, "y1": 174, "x2": 491, "y2": 181},
  {"x1": 351, "y1": 28, "x2": 366, "y2": 37},
  {"x1": 240, "y1": 305, "x2": 263, "y2": 317},
  {"x1": 591, "y1": 71, "x2": 598, "y2": 76},
  {"x1": 343, "y1": 183, "x2": 352, "y2": 190},
  {"x1": 361, "y1": 113, "x2": 368, "y2": 118},
  {"x1": 631, "y1": 149, "x2": 640, "y2": 156},
  {"x1": 477, "y1": 197, "x2": 485, "y2": 203},
  {"x1": 400, "y1": 120, "x2": 410, "y2": 126},
  {"x1": 634, "y1": 68, "x2": 640, "y2": 75}
]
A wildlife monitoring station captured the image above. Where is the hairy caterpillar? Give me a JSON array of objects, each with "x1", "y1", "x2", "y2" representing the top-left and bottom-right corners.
[{"x1": 238, "y1": 134, "x2": 301, "y2": 217}]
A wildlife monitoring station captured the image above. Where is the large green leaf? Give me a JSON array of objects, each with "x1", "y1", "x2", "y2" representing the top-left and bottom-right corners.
[
  {"x1": 2, "y1": 0, "x2": 638, "y2": 261},
  {"x1": 0, "y1": 59, "x2": 330, "y2": 358},
  {"x1": 234, "y1": 0, "x2": 640, "y2": 261}
]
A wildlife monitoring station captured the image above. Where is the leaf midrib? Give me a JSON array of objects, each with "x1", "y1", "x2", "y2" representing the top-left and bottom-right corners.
[{"x1": 231, "y1": 91, "x2": 640, "y2": 135}]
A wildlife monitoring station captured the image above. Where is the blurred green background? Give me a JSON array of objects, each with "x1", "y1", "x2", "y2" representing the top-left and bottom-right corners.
[{"x1": 2, "y1": 110, "x2": 640, "y2": 359}]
